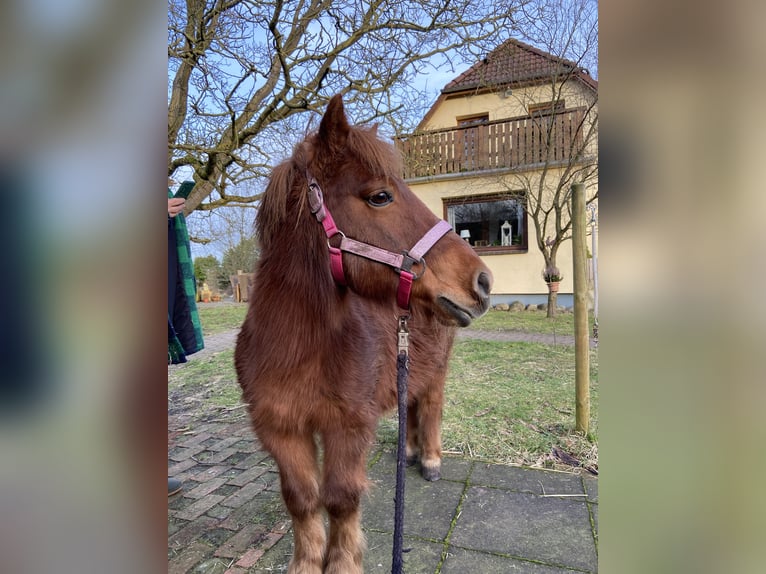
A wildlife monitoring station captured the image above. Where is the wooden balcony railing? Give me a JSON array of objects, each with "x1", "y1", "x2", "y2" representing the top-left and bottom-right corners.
[{"x1": 394, "y1": 108, "x2": 586, "y2": 180}]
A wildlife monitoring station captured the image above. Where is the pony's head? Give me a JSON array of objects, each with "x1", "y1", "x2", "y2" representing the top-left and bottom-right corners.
[{"x1": 261, "y1": 94, "x2": 492, "y2": 326}]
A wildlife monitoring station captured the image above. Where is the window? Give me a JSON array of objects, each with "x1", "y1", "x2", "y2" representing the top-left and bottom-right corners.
[
  {"x1": 456, "y1": 113, "x2": 489, "y2": 127},
  {"x1": 528, "y1": 100, "x2": 565, "y2": 116},
  {"x1": 444, "y1": 193, "x2": 527, "y2": 253}
]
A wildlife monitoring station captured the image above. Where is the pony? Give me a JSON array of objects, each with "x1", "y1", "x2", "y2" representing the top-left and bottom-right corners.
[{"x1": 235, "y1": 94, "x2": 492, "y2": 573}]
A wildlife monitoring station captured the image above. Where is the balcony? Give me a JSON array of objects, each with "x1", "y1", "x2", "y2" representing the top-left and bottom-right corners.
[{"x1": 394, "y1": 108, "x2": 586, "y2": 180}]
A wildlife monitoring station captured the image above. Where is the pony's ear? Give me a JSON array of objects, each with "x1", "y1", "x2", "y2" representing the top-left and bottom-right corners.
[{"x1": 318, "y1": 94, "x2": 350, "y2": 151}]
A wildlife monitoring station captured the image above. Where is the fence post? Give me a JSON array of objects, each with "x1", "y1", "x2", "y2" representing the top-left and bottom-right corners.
[{"x1": 572, "y1": 182, "x2": 590, "y2": 434}]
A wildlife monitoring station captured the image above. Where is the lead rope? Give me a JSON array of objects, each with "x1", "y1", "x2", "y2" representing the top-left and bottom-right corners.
[{"x1": 392, "y1": 315, "x2": 410, "y2": 574}]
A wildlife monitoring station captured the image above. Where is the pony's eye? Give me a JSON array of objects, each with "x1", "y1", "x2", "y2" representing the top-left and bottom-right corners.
[{"x1": 367, "y1": 190, "x2": 393, "y2": 207}]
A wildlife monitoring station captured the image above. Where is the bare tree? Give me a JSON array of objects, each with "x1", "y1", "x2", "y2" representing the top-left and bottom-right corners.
[
  {"x1": 499, "y1": 0, "x2": 598, "y2": 316},
  {"x1": 168, "y1": 0, "x2": 524, "y2": 214}
]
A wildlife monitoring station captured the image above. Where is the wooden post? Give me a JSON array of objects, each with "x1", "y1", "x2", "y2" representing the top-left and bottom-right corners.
[{"x1": 572, "y1": 182, "x2": 590, "y2": 434}]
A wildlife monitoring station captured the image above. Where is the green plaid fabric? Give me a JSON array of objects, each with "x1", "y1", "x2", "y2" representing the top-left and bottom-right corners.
[{"x1": 168, "y1": 189, "x2": 204, "y2": 363}]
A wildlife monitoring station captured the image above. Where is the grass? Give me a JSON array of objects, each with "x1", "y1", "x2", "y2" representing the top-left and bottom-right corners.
[
  {"x1": 179, "y1": 303, "x2": 599, "y2": 472},
  {"x1": 168, "y1": 350, "x2": 244, "y2": 414},
  {"x1": 472, "y1": 308, "x2": 597, "y2": 336},
  {"x1": 197, "y1": 302, "x2": 595, "y2": 338},
  {"x1": 196, "y1": 302, "x2": 248, "y2": 336},
  {"x1": 376, "y1": 339, "x2": 598, "y2": 471}
]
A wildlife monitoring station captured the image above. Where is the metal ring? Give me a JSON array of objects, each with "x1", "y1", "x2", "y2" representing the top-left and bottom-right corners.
[
  {"x1": 326, "y1": 230, "x2": 346, "y2": 249},
  {"x1": 395, "y1": 255, "x2": 426, "y2": 280}
]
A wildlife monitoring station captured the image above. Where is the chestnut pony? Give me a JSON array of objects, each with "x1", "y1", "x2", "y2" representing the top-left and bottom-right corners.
[{"x1": 235, "y1": 95, "x2": 492, "y2": 573}]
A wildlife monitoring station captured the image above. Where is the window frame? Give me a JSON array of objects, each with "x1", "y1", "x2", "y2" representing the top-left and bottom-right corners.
[
  {"x1": 528, "y1": 100, "x2": 566, "y2": 116},
  {"x1": 442, "y1": 192, "x2": 529, "y2": 255}
]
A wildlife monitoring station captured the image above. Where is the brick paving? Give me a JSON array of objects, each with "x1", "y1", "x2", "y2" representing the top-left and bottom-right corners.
[{"x1": 169, "y1": 328, "x2": 598, "y2": 573}]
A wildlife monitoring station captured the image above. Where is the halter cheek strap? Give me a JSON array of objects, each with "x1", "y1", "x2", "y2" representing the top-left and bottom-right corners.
[{"x1": 307, "y1": 174, "x2": 451, "y2": 309}]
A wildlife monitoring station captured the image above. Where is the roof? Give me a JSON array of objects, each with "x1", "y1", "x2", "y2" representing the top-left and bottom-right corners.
[{"x1": 442, "y1": 37, "x2": 597, "y2": 94}]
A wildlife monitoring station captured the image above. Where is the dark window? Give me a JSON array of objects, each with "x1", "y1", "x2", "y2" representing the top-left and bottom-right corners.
[
  {"x1": 528, "y1": 100, "x2": 565, "y2": 116},
  {"x1": 444, "y1": 193, "x2": 527, "y2": 253}
]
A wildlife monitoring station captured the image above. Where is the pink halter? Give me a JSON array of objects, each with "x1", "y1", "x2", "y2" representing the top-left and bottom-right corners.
[{"x1": 307, "y1": 173, "x2": 452, "y2": 309}]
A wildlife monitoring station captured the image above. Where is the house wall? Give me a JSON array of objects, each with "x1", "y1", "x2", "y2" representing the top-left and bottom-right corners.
[
  {"x1": 412, "y1": 172, "x2": 589, "y2": 302},
  {"x1": 423, "y1": 82, "x2": 596, "y2": 130},
  {"x1": 407, "y1": 80, "x2": 597, "y2": 306}
]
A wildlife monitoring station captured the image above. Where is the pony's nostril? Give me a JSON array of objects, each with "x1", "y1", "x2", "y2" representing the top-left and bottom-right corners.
[{"x1": 475, "y1": 271, "x2": 492, "y2": 299}]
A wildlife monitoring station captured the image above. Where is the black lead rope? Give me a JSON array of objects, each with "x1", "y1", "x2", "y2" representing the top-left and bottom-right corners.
[{"x1": 392, "y1": 316, "x2": 410, "y2": 574}]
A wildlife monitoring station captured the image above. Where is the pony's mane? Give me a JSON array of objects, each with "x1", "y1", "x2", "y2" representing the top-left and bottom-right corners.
[
  {"x1": 344, "y1": 124, "x2": 403, "y2": 181},
  {"x1": 256, "y1": 123, "x2": 403, "y2": 249}
]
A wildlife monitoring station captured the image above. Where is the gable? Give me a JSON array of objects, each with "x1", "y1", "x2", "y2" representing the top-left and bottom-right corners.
[
  {"x1": 417, "y1": 38, "x2": 597, "y2": 131},
  {"x1": 443, "y1": 38, "x2": 596, "y2": 95}
]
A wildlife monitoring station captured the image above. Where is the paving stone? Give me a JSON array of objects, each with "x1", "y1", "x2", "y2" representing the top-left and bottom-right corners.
[
  {"x1": 450, "y1": 487, "x2": 597, "y2": 572},
  {"x1": 471, "y1": 464, "x2": 586, "y2": 496},
  {"x1": 441, "y1": 547, "x2": 587, "y2": 573},
  {"x1": 169, "y1": 516, "x2": 221, "y2": 549},
  {"x1": 189, "y1": 558, "x2": 228, "y2": 573},
  {"x1": 199, "y1": 527, "x2": 237, "y2": 547},
  {"x1": 196, "y1": 447, "x2": 239, "y2": 465},
  {"x1": 583, "y1": 475, "x2": 598, "y2": 503},
  {"x1": 174, "y1": 495, "x2": 227, "y2": 521},
  {"x1": 232, "y1": 439, "x2": 259, "y2": 452},
  {"x1": 176, "y1": 432, "x2": 213, "y2": 448},
  {"x1": 168, "y1": 540, "x2": 214, "y2": 574},
  {"x1": 371, "y1": 450, "x2": 472, "y2": 484},
  {"x1": 438, "y1": 456, "x2": 474, "y2": 483},
  {"x1": 169, "y1": 444, "x2": 208, "y2": 462},
  {"x1": 169, "y1": 457, "x2": 201, "y2": 476},
  {"x1": 232, "y1": 452, "x2": 269, "y2": 470},
  {"x1": 364, "y1": 457, "x2": 464, "y2": 541},
  {"x1": 218, "y1": 490, "x2": 286, "y2": 529},
  {"x1": 168, "y1": 516, "x2": 185, "y2": 537},
  {"x1": 227, "y1": 464, "x2": 268, "y2": 487},
  {"x1": 235, "y1": 547, "x2": 266, "y2": 569},
  {"x1": 221, "y1": 480, "x2": 266, "y2": 508},
  {"x1": 185, "y1": 477, "x2": 230, "y2": 499},
  {"x1": 208, "y1": 436, "x2": 243, "y2": 451},
  {"x1": 191, "y1": 465, "x2": 232, "y2": 482},
  {"x1": 214, "y1": 523, "x2": 267, "y2": 558},
  {"x1": 204, "y1": 504, "x2": 234, "y2": 521},
  {"x1": 363, "y1": 530, "x2": 444, "y2": 573},
  {"x1": 243, "y1": 532, "x2": 293, "y2": 573}
]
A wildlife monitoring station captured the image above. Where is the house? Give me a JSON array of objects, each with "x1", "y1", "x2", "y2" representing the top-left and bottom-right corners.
[{"x1": 395, "y1": 38, "x2": 598, "y2": 307}]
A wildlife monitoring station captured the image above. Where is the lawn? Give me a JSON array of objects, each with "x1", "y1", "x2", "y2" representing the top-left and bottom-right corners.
[
  {"x1": 178, "y1": 303, "x2": 598, "y2": 472},
  {"x1": 196, "y1": 302, "x2": 248, "y2": 336},
  {"x1": 472, "y1": 307, "x2": 597, "y2": 336},
  {"x1": 197, "y1": 302, "x2": 594, "y2": 338}
]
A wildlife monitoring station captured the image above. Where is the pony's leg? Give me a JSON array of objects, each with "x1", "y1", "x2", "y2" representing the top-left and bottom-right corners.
[
  {"x1": 416, "y1": 380, "x2": 445, "y2": 481},
  {"x1": 259, "y1": 430, "x2": 325, "y2": 574},
  {"x1": 320, "y1": 428, "x2": 371, "y2": 574},
  {"x1": 405, "y1": 402, "x2": 420, "y2": 466}
]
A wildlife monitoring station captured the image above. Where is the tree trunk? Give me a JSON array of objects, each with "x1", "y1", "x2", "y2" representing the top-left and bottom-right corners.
[{"x1": 546, "y1": 288, "x2": 558, "y2": 317}]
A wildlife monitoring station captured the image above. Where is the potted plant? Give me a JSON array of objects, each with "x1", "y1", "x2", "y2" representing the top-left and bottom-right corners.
[{"x1": 542, "y1": 265, "x2": 563, "y2": 293}]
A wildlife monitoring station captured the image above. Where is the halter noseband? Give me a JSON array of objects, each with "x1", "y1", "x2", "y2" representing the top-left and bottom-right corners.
[{"x1": 307, "y1": 173, "x2": 452, "y2": 309}]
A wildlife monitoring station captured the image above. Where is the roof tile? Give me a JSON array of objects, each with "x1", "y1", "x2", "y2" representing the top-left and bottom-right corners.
[{"x1": 442, "y1": 38, "x2": 596, "y2": 94}]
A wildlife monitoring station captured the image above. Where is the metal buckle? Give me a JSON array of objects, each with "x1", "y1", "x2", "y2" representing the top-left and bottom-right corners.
[
  {"x1": 397, "y1": 315, "x2": 410, "y2": 355},
  {"x1": 395, "y1": 251, "x2": 426, "y2": 281}
]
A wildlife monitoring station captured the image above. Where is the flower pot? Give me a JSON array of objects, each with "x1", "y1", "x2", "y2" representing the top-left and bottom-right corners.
[{"x1": 547, "y1": 281, "x2": 560, "y2": 293}]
